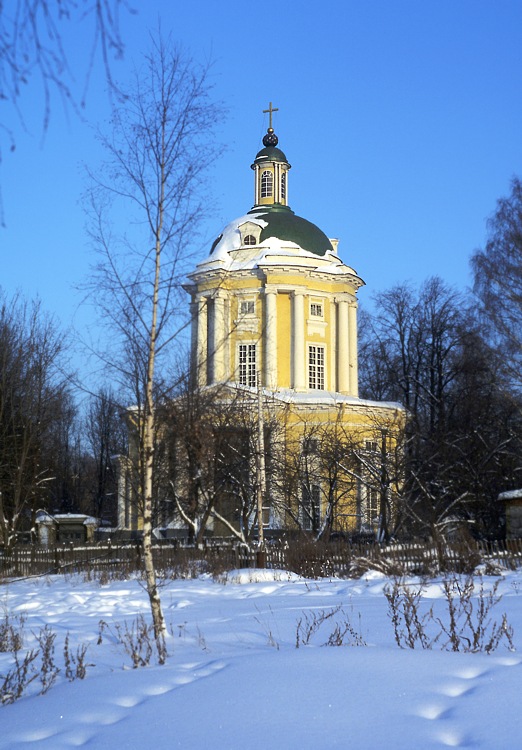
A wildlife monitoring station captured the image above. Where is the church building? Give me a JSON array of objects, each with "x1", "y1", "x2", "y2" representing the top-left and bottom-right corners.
[
  {"x1": 181, "y1": 107, "x2": 403, "y2": 538},
  {"x1": 118, "y1": 107, "x2": 403, "y2": 540},
  {"x1": 187, "y1": 110, "x2": 361, "y2": 397}
]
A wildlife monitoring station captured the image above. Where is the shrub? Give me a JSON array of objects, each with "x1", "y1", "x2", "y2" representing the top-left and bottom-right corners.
[{"x1": 385, "y1": 573, "x2": 515, "y2": 653}]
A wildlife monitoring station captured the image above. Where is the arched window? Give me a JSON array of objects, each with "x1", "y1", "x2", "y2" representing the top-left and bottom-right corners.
[
  {"x1": 281, "y1": 171, "x2": 286, "y2": 200},
  {"x1": 261, "y1": 170, "x2": 273, "y2": 198},
  {"x1": 244, "y1": 234, "x2": 257, "y2": 246}
]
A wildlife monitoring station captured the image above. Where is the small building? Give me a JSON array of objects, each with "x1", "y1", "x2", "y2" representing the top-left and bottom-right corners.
[
  {"x1": 498, "y1": 490, "x2": 522, "y2": 539},
  {"x1": 36, "y1": 513, "x2": 98, "y2": 545}
]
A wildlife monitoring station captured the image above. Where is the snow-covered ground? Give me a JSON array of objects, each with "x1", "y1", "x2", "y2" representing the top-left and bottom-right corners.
[{"x1": 1, "y1": 568, "x2": 522, "y2": 749}]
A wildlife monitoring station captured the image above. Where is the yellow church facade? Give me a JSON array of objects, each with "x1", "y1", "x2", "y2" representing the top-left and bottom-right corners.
[
  {"x1": 117, "y1": 112, "x2": 404, "y2": 541},
  {"x1": 177, "y1": 113, "x2": 404, "y2": 540}
]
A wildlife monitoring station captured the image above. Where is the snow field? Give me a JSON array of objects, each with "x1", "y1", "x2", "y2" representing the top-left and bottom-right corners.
[{"x1": 0, "y1": 569, "x2": 521, "y2": 749}]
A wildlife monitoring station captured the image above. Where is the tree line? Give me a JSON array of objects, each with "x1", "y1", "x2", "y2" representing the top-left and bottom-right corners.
[
  {"x1": 2, "y1": 181, "x2": 522, "y2": 553},
  {"x1": 0, "y1": 295, "x2": 127, "y2": 549}
]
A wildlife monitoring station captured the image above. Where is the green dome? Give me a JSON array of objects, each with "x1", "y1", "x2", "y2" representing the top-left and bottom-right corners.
[
  {"x1": 248, "y1": 206, "x2": 333, "y2": 257},
  {"x1": 252, "y1": 145, "x2": 289, "y2": 165}
]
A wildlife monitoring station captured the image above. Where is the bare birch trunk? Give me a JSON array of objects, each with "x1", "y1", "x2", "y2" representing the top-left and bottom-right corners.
[
  {"x1": 85, "y1": 35, "x2": 222, "y2": 663},
  {"x1": 141, "y1": 156, "x2": 167, "y2": 662}
]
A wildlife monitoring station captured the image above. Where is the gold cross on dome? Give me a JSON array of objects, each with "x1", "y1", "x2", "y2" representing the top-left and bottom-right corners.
[{"x1": 263, "y1": 101, "x2": 279, "y2": 129}]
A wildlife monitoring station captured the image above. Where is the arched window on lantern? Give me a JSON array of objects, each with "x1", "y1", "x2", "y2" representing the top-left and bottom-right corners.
[{"x1": 261, "y1": 170, "x2": 273, "y2": 198}]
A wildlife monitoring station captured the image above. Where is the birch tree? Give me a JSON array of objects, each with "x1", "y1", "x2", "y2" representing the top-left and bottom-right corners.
[{"x1": 85, "y1": 33, "x2": 222, "y2": 660}]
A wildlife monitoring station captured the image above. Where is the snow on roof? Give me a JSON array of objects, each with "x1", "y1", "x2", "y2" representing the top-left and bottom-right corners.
[
  {"x1": 196, "y1": 212, "x2": 358, "y2": 278},
  {"x1": 498, "y1": 489, "x2": 522, "y2": 501},
  {"x1": 210, "y1": 382, "x2": 403, "y2": 412},
  {"x1": 36, "y1": 512, "x2": 98, "y2": 525},
  {"x1": 268, "y1": 388, "x2": 403, "y2": 411},
  {"x1": 211, "y1": 212, "x2": 268, "y2": 261}
]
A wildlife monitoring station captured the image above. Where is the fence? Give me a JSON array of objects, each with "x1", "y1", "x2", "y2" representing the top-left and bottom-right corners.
[{"x1": 2, "y1": 538, "x2": 522, "y2": 580}]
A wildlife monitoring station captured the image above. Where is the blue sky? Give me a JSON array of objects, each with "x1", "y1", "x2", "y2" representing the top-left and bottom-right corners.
[{"x1": 2, "y1": 0, "x2": 522, "y2": 355}]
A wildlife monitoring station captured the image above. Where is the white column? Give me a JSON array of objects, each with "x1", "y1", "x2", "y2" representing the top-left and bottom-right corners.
[
  {"x1": 265, "y1": 287, "x2": 278, "y2": 389},
  {"x1": 274, "y1": 163, "x2": 280, "y2": 203},
  {"x1": 196, "y1": 297, "x2": 208, "y2": 387},
  {"x1": 293, "y1": 290, "x2": 306, "y2": 391},
  {"x1": 337, "y1": 296, "x2": 350, "y2": 394},
  {"x1": 254, "y1": 165, "x2": 259, "y2": 205},
  {"x1": 348, "y1": 302, "x2": 358, "y2": 397},
  {"x1": 212, "y1": 292, "x2": 226, "y2": 382}
]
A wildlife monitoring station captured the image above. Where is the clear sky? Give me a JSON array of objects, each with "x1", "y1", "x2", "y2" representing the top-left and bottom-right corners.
[{"x1": 2, "y1": 0, "x2": 522, "y2": 360}]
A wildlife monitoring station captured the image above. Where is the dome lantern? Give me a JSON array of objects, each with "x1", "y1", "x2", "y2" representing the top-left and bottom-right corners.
[{"x1": 251, "y1": 102, "x2": 291, "y2": 207}]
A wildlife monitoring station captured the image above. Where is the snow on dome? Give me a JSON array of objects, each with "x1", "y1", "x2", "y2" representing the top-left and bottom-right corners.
[
  {"x1": 209, "y1": 212, "x2": 268, "y2": 261},
  {"x1": 200, "y1": 209, "x2": 360, "y2": 282}
]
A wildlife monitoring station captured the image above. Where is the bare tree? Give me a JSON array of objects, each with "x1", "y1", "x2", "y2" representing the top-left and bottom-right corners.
[
  {"x1": 0, "y1": 291, "x2": 69, "y2": 549},
  {"x1": 162, "y1": 384, "x2": 232, "y2": 545},
  {"x1": 272, "y1": 411, "x2": 403, "y2": 542},
  {"x1": 472, "y1": 177, "x2": 522, "y2": 388},
  {"x1": 84, "y1": 33, "x2": 223, "y2": 660},
  {"x1": 0, "y1": 0, "x2": 130, "y2": 224},
  {"x1": 360, "y1": 277, "x2": 522, "y2": 540},
  {"x1": 85, "y1": 387, "x2": 127, "y2": 523}
]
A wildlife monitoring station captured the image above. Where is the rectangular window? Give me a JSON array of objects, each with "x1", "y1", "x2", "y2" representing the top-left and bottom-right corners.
[
  {"x1": 303, "y1": 437, "x2": 319, "y2": 455},
  {"x1": 365, "y1": 440, "x2": 378, "y2": 453},
  {"x1": 310, "y1": 302, "x2": 323, "y2": 317},
  {"x1": 366, "y1": 486, "x2": 379, "y2": 526},
  {"x1": 302, "y1": 484, "x2": 321, "y2": 531},
  {"x1": 238, "y1": 344, "x2": 257, "y2": 387},
  {"x1": 240, "y1": 299, "x2": 255, "y2": 315},
  {"x1": 308, "y1": 345, "x2": 325, "y2": 390}
]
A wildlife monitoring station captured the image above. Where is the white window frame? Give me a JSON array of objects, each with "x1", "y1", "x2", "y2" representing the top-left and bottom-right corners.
[
  {"x1": 365, "y1": 485, "x2": 379, "y2": 527},
  {"x1": 261, "y1": 170, "x2": 273, "y2": 198},
  {"x1": 308, "y1": 344, "x2": 325, "y2": 390},
  {"x1": 238, "y1": 222, "x2": 262, "y2": 246},
  {"x1": 238, "y1": 343, "x2": 257, "y2": 387},
  {"x1": 239, "y1": 299, "x2": 255, "y2": 316}
]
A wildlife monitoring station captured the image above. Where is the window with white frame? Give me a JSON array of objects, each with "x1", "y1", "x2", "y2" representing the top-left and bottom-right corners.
[
  {"x1": 261, "y1": 170, "x2": 273, "y2": 198},
  {"x1": 365, "y1": 440, "x2": 378, "y2": 454},
  {"x1": 239, "y1": 299, "x2": 255, "y2": 316},
  {"x1": 308, "y1": 345, "x2": 325, "y2": 390},
  {"x1": 244, "y1": 234, "x2": 257, "y2": 246},
  {"x1": 238, "y1": 343, "x2": 257, "y2": 387},
  {"x1": 302, "y1": 483, "x2": 321, "y2": 531},
  {"x1": 310, "y1": 302, "x2": 323, "y2": 318},
  {"x1": 365, "y1": 485, "x2": 379, "y2": 527},
  {"x1": 281, "y1": 171, "x2": 286, "y2": 200}
]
